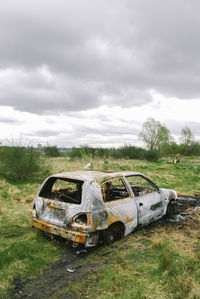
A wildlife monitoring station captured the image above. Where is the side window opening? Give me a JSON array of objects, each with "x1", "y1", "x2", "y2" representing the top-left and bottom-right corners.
[
  {"x1": 39, "y1": 177, "x2": 83, "y2": 204},
  {"x1": 126, "y1": 176, "x2": 157, "y2": 198},
  {"x1": 101, "y1": 178, "x2": 129, "y2": 202}
]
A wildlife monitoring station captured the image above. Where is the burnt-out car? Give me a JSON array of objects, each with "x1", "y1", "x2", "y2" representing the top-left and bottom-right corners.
[{"x1": 31, "y1": 171, "x2": 177, "y2": 247}]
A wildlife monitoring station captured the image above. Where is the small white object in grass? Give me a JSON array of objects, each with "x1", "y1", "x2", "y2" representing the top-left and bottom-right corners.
[
  {"x1": 66, "y1": 268, "x2": 75, "y2": 273},
  {"x1": 84, "y1": 162, "x2": 93, "y2": 169}
]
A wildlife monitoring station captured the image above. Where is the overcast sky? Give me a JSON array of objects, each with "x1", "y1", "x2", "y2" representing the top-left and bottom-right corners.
[{"x1": 0, "y1": 0, "x2": 200, "y2": 148}]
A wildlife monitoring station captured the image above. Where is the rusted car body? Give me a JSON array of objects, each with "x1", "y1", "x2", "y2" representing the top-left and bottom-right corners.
[{"x1": 31, "y1": 171, "x2": 177, "y2": 247}]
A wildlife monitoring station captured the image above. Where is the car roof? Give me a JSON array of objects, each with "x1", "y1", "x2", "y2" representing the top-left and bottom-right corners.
[{"x1": 50, "y1": 170, "x2": 143, "y2": 183}]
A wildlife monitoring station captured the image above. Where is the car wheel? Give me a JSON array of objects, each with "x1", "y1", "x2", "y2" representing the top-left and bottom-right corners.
[{"x1": 103, "y1": 223, "x2": 124, "y2": 245}]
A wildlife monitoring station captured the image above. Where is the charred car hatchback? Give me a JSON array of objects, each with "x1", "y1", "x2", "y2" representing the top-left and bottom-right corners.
[{"x1": 31, "y1": 171, "x2": 177, "y2": 247}]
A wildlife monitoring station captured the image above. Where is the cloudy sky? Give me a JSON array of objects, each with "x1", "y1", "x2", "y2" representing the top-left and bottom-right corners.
[{"x1": 0, "y1": 0, "x2": 200, "y2": 148}]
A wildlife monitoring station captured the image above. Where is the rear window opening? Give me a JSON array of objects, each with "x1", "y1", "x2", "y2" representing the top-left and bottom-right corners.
[{"x1": 39, "y1": 177, "x2": 83, "y2": 204}]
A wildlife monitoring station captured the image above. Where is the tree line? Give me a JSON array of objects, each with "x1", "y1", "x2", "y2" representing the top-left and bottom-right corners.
[
  {"x1": 1, "y1": 118, "x2": 199, "y2": 166},
  {"x1": 67, "y1": 118, "x2": 200, "y2": 161}
]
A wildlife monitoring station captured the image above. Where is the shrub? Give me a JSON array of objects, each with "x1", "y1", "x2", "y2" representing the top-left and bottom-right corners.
[
  {"x1": 0, "y1": 146, "x2": 49, "y2": 182},
  {"x1": 68, "y1": 146, "x2": 110, "y2": 160},
  {"x1": 144, "y1": 150, "x2": 161, "y2": 162}
]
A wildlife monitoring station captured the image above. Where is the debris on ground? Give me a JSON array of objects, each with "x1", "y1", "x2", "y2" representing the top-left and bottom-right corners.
[
  {"x1": 101, "y1": 248, "x2": 117, "y2": 256},
  {"x1": 84, "y1": 162, "x2": 93, "y2": 169},
  {"x1": 66, "y1": 268, "x2": 76, "y2": 273},
  {"x1": 75, "y1": 249, "x2": 87, "y2": 255}
]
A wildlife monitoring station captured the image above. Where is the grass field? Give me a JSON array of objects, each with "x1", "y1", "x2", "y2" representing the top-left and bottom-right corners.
[{"x1": 0, "y1": 156, "x2": 200, "y2": 298}]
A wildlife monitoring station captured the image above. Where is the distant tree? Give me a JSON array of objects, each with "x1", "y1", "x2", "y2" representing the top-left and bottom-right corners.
[
  {"x1": 139, "y1": 118, "x2": 161, "y2": 150},
  {"x1": 139, "y1": 118, "x2": 172, "y2": 155},
  {"x1": 180, "y1": 127, "x2": 194, "y2": 146},
  {"x1": 157, "y1": 126, "x2": 172, "y2": 155}
]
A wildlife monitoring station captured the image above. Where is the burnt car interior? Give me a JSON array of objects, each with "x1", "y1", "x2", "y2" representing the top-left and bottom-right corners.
[
  {"x1": 101, "y1": 178, "x2": 129, "y2": 202},
  {"x1": 126, "y1": 175, "x2": 157, "y2": 197},
  {"x1": 39, "y1": 177, "x2": 83, "y2": 204}
]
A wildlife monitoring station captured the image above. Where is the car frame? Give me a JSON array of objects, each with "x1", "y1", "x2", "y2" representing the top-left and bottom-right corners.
[{"x1": 31, "y1": 170, "x2": 177, "y2": 247}]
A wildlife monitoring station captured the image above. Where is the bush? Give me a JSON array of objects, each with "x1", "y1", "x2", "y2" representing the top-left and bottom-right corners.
[
  {"x1": 0, "y1": 146, "x2": 49, "y2": 182},
  {"x1": 144, "y1": 150, "x2": 161, "y2": 162},
  {"x1": 68, "y1": 146, "x2": 110, "y2": 160},
  {"x1": 68, "y1": 145, "x2": 148, "y2": 160},
  {"x1": 43, "y1": 146, "x2": 61, "y2": 157}
]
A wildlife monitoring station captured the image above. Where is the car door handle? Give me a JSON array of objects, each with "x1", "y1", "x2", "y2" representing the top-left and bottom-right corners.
[{"x1": 139, "y1": 202, "x2": 143, "y2": 206}]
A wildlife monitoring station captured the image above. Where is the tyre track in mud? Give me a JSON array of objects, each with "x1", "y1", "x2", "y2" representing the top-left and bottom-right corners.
[
  {"x1": 10, "y1": 245, "x2": 98, "y2": 299},
  {"x1": 10, "y1": 196, "x2": 200, "y2": 299}
]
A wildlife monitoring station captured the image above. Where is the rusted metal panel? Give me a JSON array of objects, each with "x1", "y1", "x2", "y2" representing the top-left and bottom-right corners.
[{"x1": 31, "y1": 217, "x2": 88, "y2": 244}]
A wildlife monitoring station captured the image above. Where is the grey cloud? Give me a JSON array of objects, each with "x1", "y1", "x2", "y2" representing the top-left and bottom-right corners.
[
  {"x1": 0, "y1": 67, "x2": 102, "y2": 113},
  {"x1": 1, "y1": 0, "x2": 200, "y2": 115},
  {"x1": 22, "y1": 115, "x2": 141, "y2": 147},
  {"x1": 28, "y1": 129, "x2": 60, "y2": 138},
  {"x1": 0, "y1": 116, "x2": 20, "y2": 124},
  {"x1": 71, "y1": 120, "x2": 140, "y2": 137}
]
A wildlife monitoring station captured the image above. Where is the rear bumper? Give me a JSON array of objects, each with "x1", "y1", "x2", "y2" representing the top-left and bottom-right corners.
[{"x1": 31, "y1": 217, "x2": 88, "y2": 244}]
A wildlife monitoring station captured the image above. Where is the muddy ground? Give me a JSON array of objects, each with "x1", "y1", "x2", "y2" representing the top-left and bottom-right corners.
[{"x1": 9, "y1": 196, "x2": 200, "y2": 299}]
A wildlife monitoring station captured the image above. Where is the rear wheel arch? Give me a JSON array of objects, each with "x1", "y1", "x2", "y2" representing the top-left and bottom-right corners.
[
  {"x1": 100, "y1": 221, "x2": 125, "y2": 245},
  {"x1": 166, "y1": 197, "x2": 176, "y2": 216}
]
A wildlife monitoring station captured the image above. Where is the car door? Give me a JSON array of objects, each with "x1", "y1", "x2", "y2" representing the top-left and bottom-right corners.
[
  {"x1": 125, "y1": 175, "x2": 164, "y2": 226},
  {"x1": 101, "y1": 177, "x2": 138, "y2": 235}
]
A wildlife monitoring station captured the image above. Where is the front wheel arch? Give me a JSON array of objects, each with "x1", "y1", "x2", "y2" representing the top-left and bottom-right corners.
[{"x1": 166, "y1": 198, "x2": 176, "y2": 216}]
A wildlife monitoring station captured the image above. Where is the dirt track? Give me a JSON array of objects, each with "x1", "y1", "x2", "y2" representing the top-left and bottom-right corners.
[{"x1": 9, "y1": 196, "x2": 200, "y2": 299}]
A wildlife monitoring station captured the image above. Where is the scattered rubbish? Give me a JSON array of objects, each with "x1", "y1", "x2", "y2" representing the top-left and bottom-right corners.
[
  {"x1": 75, "y1": 249, "x2": 87, "y2": 255},
  {"x1": 173, "y1": 156, "x2": 180, "y2": 164},
  {"x1": 66, "y1": 268, "x2": 76, "y2": 273},
  {"x1": 192, "y1": 246, "x2": 199, "y2": 251},
  {"x1": 84, "y1": 162, "x2": 93, "y2": 169},
  {"x1": 101, "y1": 248, "x2": 117, "y2": 256},
  {"x1": 51, "y1": 238, "x2": 60, "y2": 243},
  {"x1": 168, "y1": 196, "x2": 200, "y2": 223}
]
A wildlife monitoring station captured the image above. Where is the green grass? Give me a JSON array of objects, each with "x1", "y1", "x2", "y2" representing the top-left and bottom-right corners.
[
  {"x1": 56, "y1": 227, "x2": 200, "y2": 299},
  {"x1": 77, "y1": 214, "x2": 200, "y2": 298},
  {"x1": 0, "y1": 156, "x2": 200, "y2": 297},
  {"x1": 0, "y1": 180, "x2": 64, "y2": 296}
]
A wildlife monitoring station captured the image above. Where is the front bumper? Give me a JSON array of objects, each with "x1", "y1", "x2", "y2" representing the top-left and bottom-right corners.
[{"x1": 31, "y1": 217, "x2": 88, "y2": 244}]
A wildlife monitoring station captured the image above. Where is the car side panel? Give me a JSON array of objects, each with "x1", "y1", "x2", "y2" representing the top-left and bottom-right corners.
[
  {"x1": 136, "y1": 191, "x2": 164, "y2": 226},
  {"x1": 105, "y1": 197, "x2": 138, "y2": 235}
]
